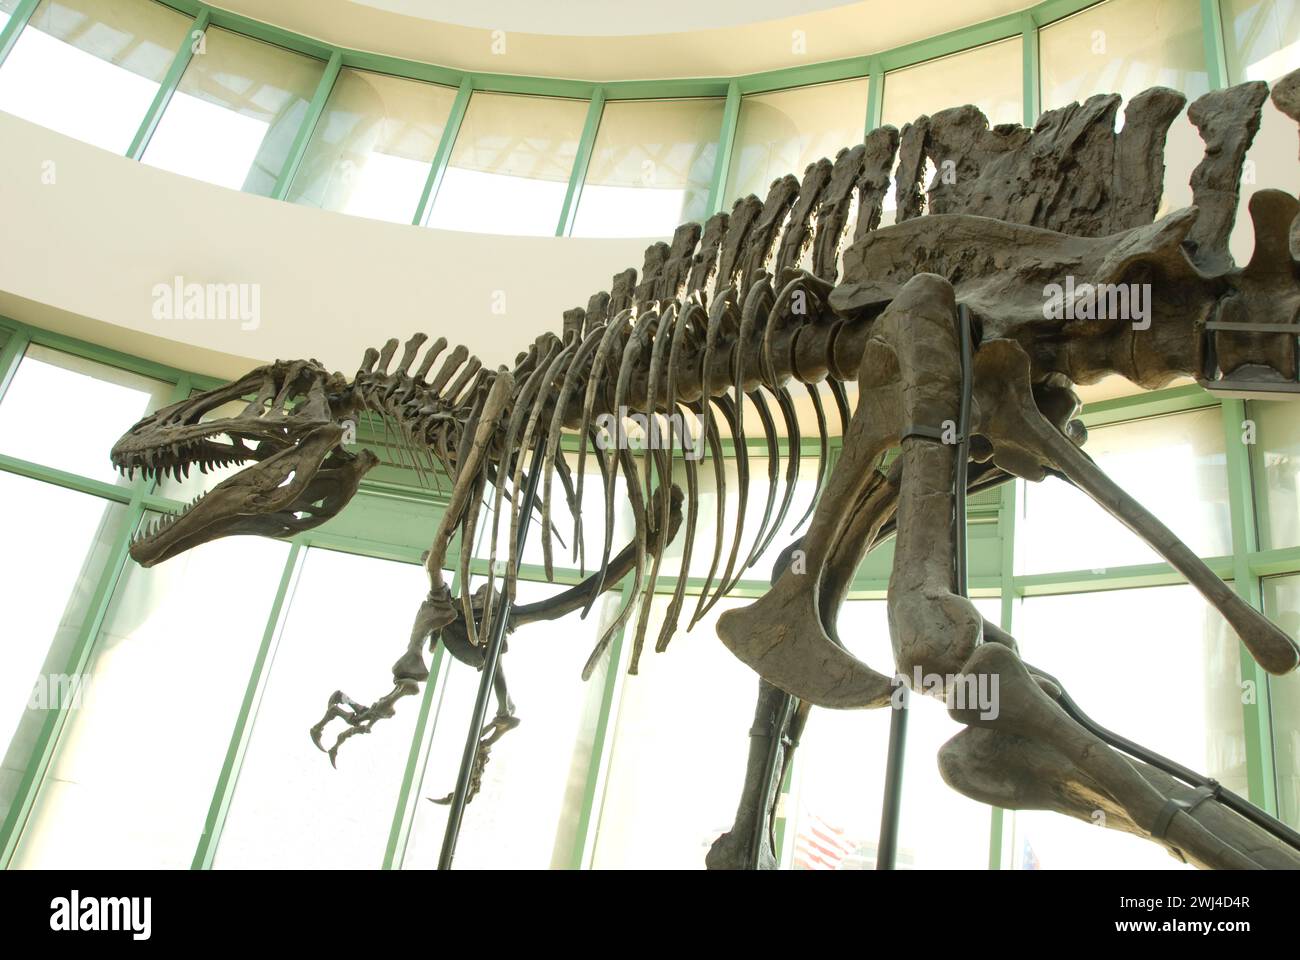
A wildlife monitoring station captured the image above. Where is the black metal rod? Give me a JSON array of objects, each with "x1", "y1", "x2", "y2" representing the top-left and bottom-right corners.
[
  {"x1": 876, "y1": 683, "x2": 909, "y2": 868},
  {"x1": 1029, "y1": 662, "x2": 1300, "y2": 853},
  {"x1": 953, "y1": 303, "x2": 973, "y2": 596},
  {"x1": 877, "y1": 303, "x2": 974, "y2": 870},
  {"x1": 436, "y1": 442, "x2": 545, "y2": 870}
]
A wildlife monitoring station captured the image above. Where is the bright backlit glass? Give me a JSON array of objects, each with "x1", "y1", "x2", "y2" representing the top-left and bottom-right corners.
[
  {"x1": 1017, "y1": 407, "x2": 1231, "y2": 574},
  {"x1": 142, "y1": 25, "x2": 324, "y2": 195},
  {"x1": 1262, "y1": 574, "x2": 1300, "y2": 829},
  {"x1": 10, "y1": 516, "x2": 288, "y2": 868},
  {"x1": 212, "y1": 547, "x2": 428, "y2": 868},
  {"x1": 403, "y1": 579, "x2": 615, "y2": 869},
  {"x1": 882, "y1": 36, "x2": 1023, "y2": 129},
  {"x1": 0, "y1": 0, "x2": 190, "y2": 153},
  {"x1": 572, "y1": 97, "x2": 724, "y2": 238},
  {"x1": 786, "y1": 598, "x2": 1000, "y2": 870},
  {"x1": 724, "y1": 78, "x2": 869, "y2": 207},
  {"x1": 0, "y1": 345, "x2": 171, "y2": 486},
  {"x1": 1223, "y1": 0, "x2": 1300, "y2": 83},
  {"x1": 590, "y1": 596, "x2": 755, "y2": 868},
  {"x1": 1039, "y1": 0, "x2": 1210, "y2": 109},
  {"x1": 287, "y1": 68, "x2": 457, "y2": 224},
  {"x1": 427, "y1": 91, "x2": 587, "y2": 236},
  {"x1": 0, "y1": 477, "x2": 129, "y2": 832},
  {"x1": 1254, "y1": 398, "x2": 1300, "y2": 551},
  {"x1": 1009, "y1": 585, "x2": 1241, "y2": 870}
]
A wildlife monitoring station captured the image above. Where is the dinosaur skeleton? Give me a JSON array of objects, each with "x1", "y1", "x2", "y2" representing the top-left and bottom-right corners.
[{"x1": 111, "y1": 69, "x2": 1300, "y2": 869}]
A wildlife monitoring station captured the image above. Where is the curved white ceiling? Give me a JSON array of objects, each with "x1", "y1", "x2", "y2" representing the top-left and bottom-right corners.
[
  {"x1": 212, "y1": 0, "x2": 1031, "y2": 81},
  {"x1": 351, "y1": 0, "x2": 863, "y2": 37}
]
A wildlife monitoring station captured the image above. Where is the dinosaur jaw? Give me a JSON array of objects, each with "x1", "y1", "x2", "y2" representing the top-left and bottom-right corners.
[{"x1": 118, "y1": 424, "x2": 377, "y2": 567}]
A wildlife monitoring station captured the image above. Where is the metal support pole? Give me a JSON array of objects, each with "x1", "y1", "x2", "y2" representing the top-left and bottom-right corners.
[
  {"x1": 437, "y1": 442, "x2": 545, "y2": 869},
  {"x1": 875, "y1": 684, "x2": 909, "y2": 868},
  {"x1": 877, "y1": 302, "x2": 973, "y2": 869}
]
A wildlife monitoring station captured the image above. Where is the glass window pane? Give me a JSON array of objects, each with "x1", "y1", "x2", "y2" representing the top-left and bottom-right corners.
[
  {"x1": 0, "y1": 477, "x2": 129, "y2": 829},
  {"x1": 212, "y1": 547, "x2": 427, "y2": 869},
  {"x1": 1040, "y1": 0, "x2": 1210, "y2": 110},
  {"x1": 1254, "y1": 399, "x2": 1300, "y2": 550},
  {"x1": 286, "y1": 68, "x2": 457, "y2": 224},
  {"x1": 572, "y1": 97, "x2": 724, "y2": 238},
  {"x1": 10, "y1": 516, "x2": 289, "y2": 868},
  {"x1": 1262, "y1": 574, "x2": 1300, "y2": 829},
  {"x1": 403, "y1": 579, "x2": 616, "y2": 869},
  {"x1": 427, "y1": 91, "x2": 588, "y2": 236},
  {"x1": 0, "y1": 0, "x2": 18, "y2": 31},
  {"x1": 1017, "y1": 408, "x2": 1231, "y2": 575},
  {"x1": 786, "y1": 597, "x2": 1000, "y2": 869},
  {"x1": 0, "y1": 0, "x2": 190, "y2": 153},
  {"x1": 0, "y1": 344, "x2": 171, "y2": 485},
  {"x1": 590, "y1": 596, "x2": 756, "y2": 868},
  {"x1": 1223, "y1": 0, "x2": 1300, "y2": 83},
  {"x1": 1009, "y1": 585, "x2": 1241, "y2": 869},
  {"x1": 142, "y1": 26, "x2": 324, "y2": 195},
  {"x1": 724, "y1": 79, "x2": 869, "y2": 207},
  {"x1": 882, "y1": 37, "x2": 1023, "y2": 130}
]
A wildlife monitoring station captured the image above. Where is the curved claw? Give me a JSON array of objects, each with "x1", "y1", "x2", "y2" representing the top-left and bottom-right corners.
[
  {"x1": 309, "y1": 680, "x2": 419, "y2": 767},
  {"x1": 428, "y1": 714, "x2": 521, "y2": 806}
]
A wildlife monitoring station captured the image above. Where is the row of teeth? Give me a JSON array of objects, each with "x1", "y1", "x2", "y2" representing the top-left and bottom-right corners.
[
  {"x1": 115, "y1": 436, "x2": 250, "y2": 482},
  {"x1": 130, "y1": 489, "x2": 208, "y2": 546}
]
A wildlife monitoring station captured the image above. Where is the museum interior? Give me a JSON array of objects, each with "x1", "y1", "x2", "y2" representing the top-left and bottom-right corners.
[{"x1": 0, "y1": 0, "x2": 1298, "y2": 871}]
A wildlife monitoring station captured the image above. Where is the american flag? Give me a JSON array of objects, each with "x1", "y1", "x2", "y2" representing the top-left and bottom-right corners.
[{"x1": 793, "y1": 813, "x2": 858, "y2": 870}]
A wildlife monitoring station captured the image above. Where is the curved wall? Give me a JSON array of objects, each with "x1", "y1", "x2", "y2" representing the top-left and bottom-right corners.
[
  {"x1": 201, "y1": 0, "x2": 1028, "y2": 81},
  {"x1": 0, "y1": 113, "x2": 651, "y2": 380}
]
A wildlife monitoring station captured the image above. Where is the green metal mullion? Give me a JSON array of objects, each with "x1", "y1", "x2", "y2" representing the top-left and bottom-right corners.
[
  {"x1": 706, "y1": 81, "x2": 741, "y2": 216},
  {"x1": 191, "y1": 542, "x2": 305, "y2": 869},
  {"x1": 1079, "y1": 384, "x2": 1217, "y2": 429},
  {"x1": 1015, "y1": 558, "x2": 1234, "y2": 596},
  {"x1": 1200, "y1": 0, "x2": 1230, "y2": 90},
  {"x1": 141, "y1": 0, "x2": 1106, "y2": 115},
  {"x1": 0, "y1": 498, "x2": 145, "y2": 867},
  {"x1": 865, "y1": 58, "x2": 884, "y2": 133},
  {"x1": 271, "y1": 49, "x2": 342, "y2": 201},
  {"x1": 1020, "y1": 13, "x2": 1041, "y2": 127},
  {"x1": 0, "y1": 0, "x2": 36, "y2": 71},
  {"x1": 1247, "y1": 545, "x2": 1300, "y2": 578},
  {"x1": 0, "y1": 452, "x2": 135, "y2": 503},
  {"x1": 126, "y1": 6, "x2": 210, "y2": 161},
  {"x1": 382, "y1": 564, "x2": 458, "y2": 870},
  {"x1": 0, "y1": 327, "x2": 30, "y2": 406},
  {"x1": 555, "y1": 89, "x2": 606, "y2": 237},
  {"x1": 568, "y1": 575, "x2": 635, "y2": 869},
  {"x1": 1220, "y1": 398, "x2": 1277, "y2": 814},
  {"x1": 413, "y1": 76, "x2": 472, "y2": 227}
]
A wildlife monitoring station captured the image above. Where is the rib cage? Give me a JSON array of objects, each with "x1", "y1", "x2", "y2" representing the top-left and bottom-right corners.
[{"x1": 348, "y1": 78, "x2": 1241, "y2": 677}]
